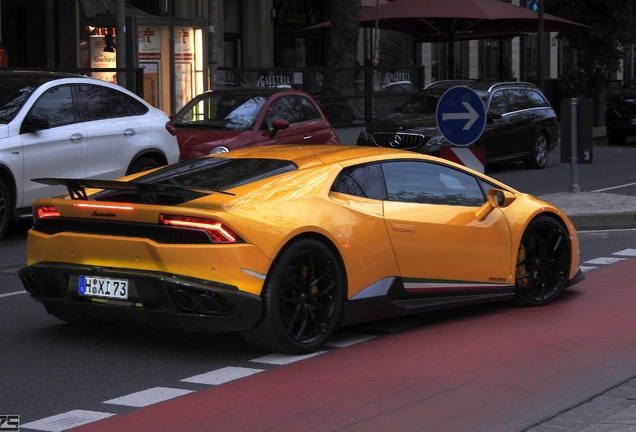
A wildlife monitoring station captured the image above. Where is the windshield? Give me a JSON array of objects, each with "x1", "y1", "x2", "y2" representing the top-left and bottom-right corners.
[
  {"x1": 0, "y1": 78, "x2": 46, "y2": 123},
  {"x1": 400, "y1": 85, "x2": 489, "y2": 115},
  {"x1": 172, "y1": 93, "x2": 269, "y2": 131}
]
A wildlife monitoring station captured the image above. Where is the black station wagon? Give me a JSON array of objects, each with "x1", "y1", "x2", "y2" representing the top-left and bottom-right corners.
[{"x1": 357, "y1": 80, "x2": 559, "y2": 169}]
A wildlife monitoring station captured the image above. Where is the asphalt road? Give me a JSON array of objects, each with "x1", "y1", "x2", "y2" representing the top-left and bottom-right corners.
[{"x1": 2, "y1": 137, "x2": 636, "y2": 431}]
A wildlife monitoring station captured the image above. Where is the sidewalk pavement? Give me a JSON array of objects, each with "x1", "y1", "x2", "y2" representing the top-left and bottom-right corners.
[
  {"x1": 538, "y1": 125, "x2": 636, "y2": 231},
  {"x1": 527, "y1": 125, "x2": 636, "y2": 432}
]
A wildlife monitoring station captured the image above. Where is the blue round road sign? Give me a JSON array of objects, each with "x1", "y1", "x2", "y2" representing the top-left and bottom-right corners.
[{"x1": 436, "y1": 86, "x2": 486, "y2": 146}]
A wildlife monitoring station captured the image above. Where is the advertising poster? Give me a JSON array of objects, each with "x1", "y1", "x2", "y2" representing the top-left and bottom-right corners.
[
  {"x1": 90, "y1": 34, "x2": 117, "y2": 83},
  {"x1": 141, "y1": 62, "x2": 159, "y2": 109},
  {"x1": 138, "y1": 26, "x2": 162, "y2": 109}
]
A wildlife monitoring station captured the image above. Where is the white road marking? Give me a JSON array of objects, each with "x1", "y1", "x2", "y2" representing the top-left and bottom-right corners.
[
  {"x1": 325, "y1": 333, "x2": 377, "y2": 348},
  {"x1": 103, "y1": 387, "x2": 193, "y2": 407},
  {"x1": 21, "y1": 410, "x2": 115, "y2": 431},
  {"x1": 250, "y1": 352, "x2": 326, "y2": 365},
  {"x1": 613, "y1": 248, "x2": 636, "y2": 256},
  {"x1": 580, "y1": 266, "x2": 598, "y2": 272},
  {"x1": 592, "y1": 182, "x2": 636, "y2": 192},
  {"x1": 0, "y1": 290, "x2": 28, "y2": 298},
  {"x1": 181, "y1": 366, "x2": 263, "y2": 385},
  {"x1": 1, "y1": 268, "x2": 20, "y2": 273},
  {"x1": 585, "y1": 257, "x2": 628, "y2": 265}
]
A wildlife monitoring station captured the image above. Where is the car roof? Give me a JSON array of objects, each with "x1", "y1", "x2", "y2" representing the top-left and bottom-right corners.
[
  {"x1": 424, "y1": 79, "x2": 542, "y2": 94},
  {"x1": 207, "y1": 144, "x2": 428, "y2": 168},
  {"x1": 196, "y1": 87, "x2": 309, "y2": 98},
  {"x1": 0, "y1": 70, "x2": 89, "y2": 83}
]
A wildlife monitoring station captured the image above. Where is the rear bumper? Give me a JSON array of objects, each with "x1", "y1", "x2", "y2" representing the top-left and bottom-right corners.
[{"x1": 19, "y1": 263, "x2": 262, "y2": 334}]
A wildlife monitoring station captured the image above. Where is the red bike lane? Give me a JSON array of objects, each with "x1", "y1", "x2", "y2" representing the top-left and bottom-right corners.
[{"x1": 71, "y1": 260, "x2": 636, "y2": 432}]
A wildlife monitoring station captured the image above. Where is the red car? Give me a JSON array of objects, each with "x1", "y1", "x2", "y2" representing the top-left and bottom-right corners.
[{"x1": 170, "y1": 87, "x2": 341, "y2": 159}]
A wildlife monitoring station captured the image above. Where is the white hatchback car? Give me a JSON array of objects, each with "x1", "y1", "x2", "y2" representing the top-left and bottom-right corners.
[{"x1": 0, "y1": 71, "x2": 180, "y2": 238}]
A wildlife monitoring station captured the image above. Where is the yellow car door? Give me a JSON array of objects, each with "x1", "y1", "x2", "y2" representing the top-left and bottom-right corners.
[{"x1": 381, "y1": 160, "x2": 513, "y2": 291}]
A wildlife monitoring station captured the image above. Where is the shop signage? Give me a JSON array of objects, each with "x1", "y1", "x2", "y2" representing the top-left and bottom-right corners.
[
  {"x1": 257, "y1": 75, "x2": 292, "y2": 88},
  {"x1": 275, "y1": 4, "x2": 317, "y2": 27}
]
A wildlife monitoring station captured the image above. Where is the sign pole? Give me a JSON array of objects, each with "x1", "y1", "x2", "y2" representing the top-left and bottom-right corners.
[{"x1": 569, "y1": 98, "x2": 580, "y2": 193}]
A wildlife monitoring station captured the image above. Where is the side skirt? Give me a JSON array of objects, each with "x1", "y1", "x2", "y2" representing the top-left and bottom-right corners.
[{"x1": 339, "y1": 277, "x2": 515, "y2": 327}]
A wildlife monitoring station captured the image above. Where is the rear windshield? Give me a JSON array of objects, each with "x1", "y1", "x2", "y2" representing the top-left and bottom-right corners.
[{"x1": 135, "y1": 157, "x2": 297, "y2": 191}]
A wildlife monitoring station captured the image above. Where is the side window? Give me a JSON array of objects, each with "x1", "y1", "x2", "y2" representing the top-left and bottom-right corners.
[
  {"x1": 29, "y1": 85, "x2": 76, "y2": 127},
  {"x1": 382, "y1": 161, "x2": 485, "y2": 206},
  {"x1": 489, "y1": 91, "x2": 508, "y2": 116},
  {"x1": 297, "y1": 96, "x2": 321, "y2": 121},
  {"x1": 505, "y1": 89, "x2": 534, "y2": 112},
  {"x1": 111, "y1": 89, "x2": 148, "y2": 116},
  {"x1": 265, "y1": 95, "x2": 299, "y2": 127},
  {"x1": 331, "y1": 163, "x2": 386, "y2": 200},
  {"x1": 525, "y1": 89, "x2": 550, "y2": 108},
  {"x1": 75, "y1": 85, "x2": 112, "y2": 121}
]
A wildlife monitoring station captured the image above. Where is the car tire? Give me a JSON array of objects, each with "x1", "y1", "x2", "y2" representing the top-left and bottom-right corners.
[
  {"x1": 127, "y1": 156, "x2": 161, "y2": 175},
  {"x1": 0, "y1": 180, "x2": 11, "y2": 240},
  {"x1": 606, "y1": 127, "x2": 626, "y2": 145},
  {"x1": 241, "y1": 238, "x2": 345, "y2": 354},
  {"x1": 524, "y1": 133, "x2": 549, "y2": 169},
  {"x1": 515, "y1": 216, "x2": 571, "y2": 306}
]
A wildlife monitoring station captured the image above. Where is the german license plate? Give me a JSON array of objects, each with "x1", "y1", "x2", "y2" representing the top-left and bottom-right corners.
[{"x1": 79, "y1": 276, "x2": 129, "y2": 300}]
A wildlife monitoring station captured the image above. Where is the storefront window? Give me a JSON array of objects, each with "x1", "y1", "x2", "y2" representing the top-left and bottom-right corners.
[{"x1": 138, "y1": 25, "x2": 168, "y2": 110}]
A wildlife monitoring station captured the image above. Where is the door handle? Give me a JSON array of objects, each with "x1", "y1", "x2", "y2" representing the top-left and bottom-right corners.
[
  {"x1": 303, "y1": 135, "x2": 313, "y2": 140},
  {"x1": 124, "y1": 128, "x2": 136, "y2": 136},
  {"x1": 392, "y1": 223, "x2": 415, "y2": 233},
  {"x1": 70, "y1": 133, "x2": 84, "y2": 142}
]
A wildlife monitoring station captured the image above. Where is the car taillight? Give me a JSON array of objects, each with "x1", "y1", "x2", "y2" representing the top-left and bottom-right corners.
[
  {"x1": 35, "y1": 206, "x2": 60, "y2": 221},
  {"x1": 159, "y1": 214, "x2": 242, "y2": 243},
  {"x1": 165, "y1": 121, "x2": 176, "y2": 136}
]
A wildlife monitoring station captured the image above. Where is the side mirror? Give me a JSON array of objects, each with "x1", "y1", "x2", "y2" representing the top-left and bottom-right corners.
[
  {"x1": 269, "y1": 118, "x2": 290, "y2": 138},
  {"x1": 22, "y1": 114, "x2": 51, "y2": 133},
  {"x1": 475, "y1": 188, "x2": 516, "y2": 221}
]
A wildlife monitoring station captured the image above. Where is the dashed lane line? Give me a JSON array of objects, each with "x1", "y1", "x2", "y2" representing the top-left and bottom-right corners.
[
  {"x1": 181, "y1": 366, "x2": 264, "y2": 385},
  {"x1": 103, "y1": 387, "x2": 194, "y2": 408},
  {"x1": 20, "y1": 410, "x2": 116, "y2": 432}
]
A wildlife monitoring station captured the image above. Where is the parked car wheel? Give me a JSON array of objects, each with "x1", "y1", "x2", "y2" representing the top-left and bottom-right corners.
[
  {"x1": 242, "y1": 238, "x2": 344, "y2": 354},
  {"x1": 524, "y1": 133, "x2": 549, "y2": 169},
  {"x1": 515, "y1": 216, "x2": 570, "y2": 306},
  {"x1": 606, "y1": 127, "x2": 627, "y2": 145},
  {"x1": 127, "y1": 156, "x2": 162, "y2": 175},
  {"x1": 0, "y1": 180, "x2": 10, "y2": 239}
]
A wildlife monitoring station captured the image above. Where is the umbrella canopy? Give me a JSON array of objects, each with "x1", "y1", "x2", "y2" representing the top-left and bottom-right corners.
[
  {"x1": 306, "y1": 0, "x2": 589, "y2": 80},
  {"x1": 309, "y1": 0, "x2": 588, "y2": 38}
]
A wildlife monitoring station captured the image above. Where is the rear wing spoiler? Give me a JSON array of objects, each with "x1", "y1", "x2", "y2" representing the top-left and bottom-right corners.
[{"x1": 33, "y1": 178, "x2": 233, "y2": 204}]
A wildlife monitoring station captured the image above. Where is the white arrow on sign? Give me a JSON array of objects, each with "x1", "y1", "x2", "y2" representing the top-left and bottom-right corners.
[{"x1": 441, "y1": 102, "x2": 480, "y2": 130}]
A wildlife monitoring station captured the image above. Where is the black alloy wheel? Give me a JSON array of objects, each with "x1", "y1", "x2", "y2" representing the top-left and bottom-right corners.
[
  {"x1": 0, "y1": 180, "x2": 11, "y2": 239},
  {"x1": 242, "y1": 238, "x2": 345, "y2": 354},
  {"x1": 515, "y1": 216, "x2": 571, "y2": 306},
  {"x1": 524, "y1": 133, "x2": 549, "y2": 169}
]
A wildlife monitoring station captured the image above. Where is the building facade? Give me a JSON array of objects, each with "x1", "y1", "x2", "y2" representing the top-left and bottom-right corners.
[{"x1": 0, "y1": 0, "x2": 628, "y2": 119}]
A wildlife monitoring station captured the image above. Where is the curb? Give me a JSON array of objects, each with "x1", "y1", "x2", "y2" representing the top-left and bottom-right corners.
[{"x1": 569, "y1": 212, "x2": 636, "y2": 231}]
